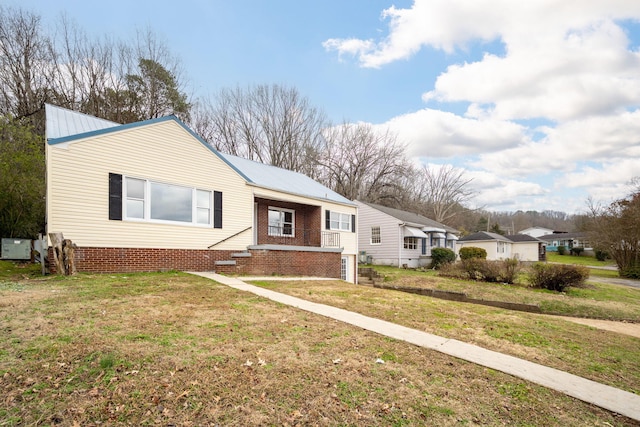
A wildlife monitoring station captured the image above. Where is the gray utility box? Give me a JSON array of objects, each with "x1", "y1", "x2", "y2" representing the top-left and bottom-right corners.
[{"x1": 1, "y1": 238, "x2": 32, "y2": 260}]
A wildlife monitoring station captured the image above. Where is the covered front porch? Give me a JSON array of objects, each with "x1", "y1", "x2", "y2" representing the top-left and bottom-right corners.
[{"x1": 253, "y1": 197, "x2": 341, "y2": 249}]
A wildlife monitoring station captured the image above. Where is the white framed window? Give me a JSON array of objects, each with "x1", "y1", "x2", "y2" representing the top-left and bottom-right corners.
[
  {"x1": 497, "y1": 241, "x2": 506, "y2": 253},
  {"x1": 123, "y1": 177, "x2": 212, "y2": 226},
  {"x1": 404, "y1": 237, "x2": 418, "y2": 250},
  {"x1": 329, "y1": 211, "x2": 351, "y2": 231},
  {"x1": 196, "y1": 189, "x2": 211, "y2": 224},
  {"x1": 268, "y1": 207, "x2": 294, "y2": 236},
  {"x1": 371, "y1": 226, "x2": 381, "y2": 244}
]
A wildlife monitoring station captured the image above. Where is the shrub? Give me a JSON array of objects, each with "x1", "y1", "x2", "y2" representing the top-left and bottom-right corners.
[
  {"x1": 478, "y1": 260, "x2": 503, "y2": 283},
  {"x1": 557, "y1": 245, "x2": 567, "y2": 255},
  {"x1": 620, "y1": 264, "x2": 640, "y2": 279},
  {"x1": 499, "y1": 258, "x2": 521, "y2": 284},
  {"x1": 430, "y1": 247, "x2": 456, "y2": 269},
  {"x1": 459, "y1": 258, "x2": 485, "y2": 280},
  {"x1": 527, "y1": 263, "x2": 589, "y2": 292},
  {"x1": 570, "y1": 247, "x2": 584, "y2": 256},
  {"x1": 459, "y1": 247, "x2": 487, "y2": 260},
  {"x1": 437, "y1": 262, "x2": 466, "y2": 279},
  {"x1": 454, "y1": 258, "x2": 521, "y2": 284},
  {"x1": 595, "y1": 249, "x2": 608, "y2": 262}
]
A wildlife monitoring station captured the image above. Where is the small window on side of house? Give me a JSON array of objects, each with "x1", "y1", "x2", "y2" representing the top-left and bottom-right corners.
[
  {"x1": 371, "y1": 226, "x2": 381, "y2": 244},
  {"x1": 404, "y1": 237, "x2": 418, "y2": 250}
]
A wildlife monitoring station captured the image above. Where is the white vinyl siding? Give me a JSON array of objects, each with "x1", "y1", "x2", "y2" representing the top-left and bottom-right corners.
[
  {"x1": 47, "y1": 120, "x2": 252, "y2": 250},
  {"x1": 356, "y1": 201, "x2": 402, "y2": 265}
]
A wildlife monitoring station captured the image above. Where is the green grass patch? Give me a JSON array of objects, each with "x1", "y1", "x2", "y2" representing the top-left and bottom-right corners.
[{"x1": 546, "y1": 252, "x2": 615, "y2": 267}]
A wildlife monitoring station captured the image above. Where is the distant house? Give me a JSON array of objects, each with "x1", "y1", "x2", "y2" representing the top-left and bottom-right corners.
[
  {"x1": 519, "y1": 227, "x2": 555, "y2": 238},
  {"x1": 457, "y1": 232, "x2": 545, "y2": 262},
  {"x1": 45, "y1": 104, "x2": 358, "y2": 281},
  {"x1": 356, "y1": 201, "x2": 458, "y2": 268},
  {"x1": 538, "y1": 232, "x2": 591, "y2": 254}
]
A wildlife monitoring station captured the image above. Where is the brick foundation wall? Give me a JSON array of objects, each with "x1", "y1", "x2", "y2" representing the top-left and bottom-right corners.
[
  {"x1": 225, "y1": 249, "x2": 341, "y2": 278},
  {"x1": 48, "y1": 246, "x2": 341, "y2": 279}
]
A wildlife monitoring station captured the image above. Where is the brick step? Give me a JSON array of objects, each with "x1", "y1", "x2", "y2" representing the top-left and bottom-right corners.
[
  {"x1": 231, "y1": 252, "x2": 252, "y2": 258},
  {"x1": 215, "y1": 260, "x2": 237, "y2": 266}
]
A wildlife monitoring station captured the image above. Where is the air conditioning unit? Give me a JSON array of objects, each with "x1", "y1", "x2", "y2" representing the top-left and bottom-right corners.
[{"x1": 1, "y1": 238, "x2": 32, "y2": 260}]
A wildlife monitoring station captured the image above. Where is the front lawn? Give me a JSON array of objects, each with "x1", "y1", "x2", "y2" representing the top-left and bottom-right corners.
[
  {"x1": 546, "y1": 252, "x2": 616, "y2": 267},
  {"x1": 368, "y1": 264, "x2": 640, "y2": 321},
  {"x1": 3, "y1": 265, "x2": 637, "y2": 425}
]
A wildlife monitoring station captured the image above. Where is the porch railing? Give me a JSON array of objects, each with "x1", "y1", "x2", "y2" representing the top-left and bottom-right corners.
[{"x1": 266, "y1": 226, "x2": 340, "y2": 248}]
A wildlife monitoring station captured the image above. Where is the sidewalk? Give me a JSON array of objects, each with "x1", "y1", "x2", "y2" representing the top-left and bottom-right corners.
[{"x1": 190, "y1": 272, "x2": 640, "y2": 422}]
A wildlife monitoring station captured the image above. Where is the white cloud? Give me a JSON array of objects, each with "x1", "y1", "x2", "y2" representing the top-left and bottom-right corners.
[
  {"x1": 321, "y1": 38, "x2": 375, "y2": 61},
  {"x1": 472, "y1": 110, "x2": 640, "y2": 177},
  {"x1": 379, "y1": 108, "x2": 528, "y2": 158},
  {"x1": 324, "y1": 1, "x2": 640, "y2": 212},
  {"x1": 424, "y1": 19, "x2": 640, "y2": 122},
  {"x1": 464, "y1": 170, "x2": 547, "y2": 209}
]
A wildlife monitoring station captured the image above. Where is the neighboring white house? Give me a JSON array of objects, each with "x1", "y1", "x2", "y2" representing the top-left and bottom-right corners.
[
  {"x1": 519, "y1": 227, "x2": 555, "y2": 238},
  {"x1": 45, "y1": 104, "x2": 358, "y2": 282},
  {"x1": 356, "y1": 201, "x2": 458, "y2": 268},
  {"x1": 457, "y1": 232, "x2": 545, "y2": 262}
]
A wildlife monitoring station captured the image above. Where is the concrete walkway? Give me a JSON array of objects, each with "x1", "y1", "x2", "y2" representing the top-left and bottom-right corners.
[{"x1": 190, "y1": 272, "x2": 640, "y2": 422}]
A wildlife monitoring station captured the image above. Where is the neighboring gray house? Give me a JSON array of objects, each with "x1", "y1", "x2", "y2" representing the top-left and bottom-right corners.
[
  {"x1": 457, "y1": 232, "x2": 545, "y2": 261},
  {"x1": 356, "y1": 201, "x2": 458, "y2": 268},
  {"x1": 538, "y1": 232, "x2": 592, "y2": 254}
]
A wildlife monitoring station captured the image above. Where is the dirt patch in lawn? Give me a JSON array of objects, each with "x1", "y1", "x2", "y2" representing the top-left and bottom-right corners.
[{"x1": 554, "y1": 316, "x2": 640, "y2": 339}]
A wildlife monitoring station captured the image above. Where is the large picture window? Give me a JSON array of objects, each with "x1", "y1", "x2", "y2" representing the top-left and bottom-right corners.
[
  {"x1": 268, "y1": 207, "x2": 294, "y2": 236},
  {"x1": 123, "y1": 177, "x2": 212, "y2": 226}
]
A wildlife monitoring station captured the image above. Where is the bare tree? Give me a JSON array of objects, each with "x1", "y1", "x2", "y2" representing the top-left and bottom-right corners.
[
  {"x1": 415, "y1": 164, "x2": 474, "y2": 223},
  {"x1": 317, "y1": 122, "x2": 411, "y2": 202},
  {"x1": 203, "y1": 84, "x2": 328, "y2": 176},
  {"x1": 0, "y1": 6, "x2": 53, "y2": 131}
]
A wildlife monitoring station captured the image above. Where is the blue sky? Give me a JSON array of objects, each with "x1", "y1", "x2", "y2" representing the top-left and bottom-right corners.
[{"x1": 12, "y1": 0, "x2": 640, "y2": 214}]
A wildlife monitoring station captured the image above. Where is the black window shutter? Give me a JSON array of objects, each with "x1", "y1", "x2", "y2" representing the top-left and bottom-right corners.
[
  {"x1": 108, "y1": 173, "x2": 122, "y2": 220},
  {"x1": 351, "y1": 214, "x2": 356, "y2": 233},
  {"x1": 325, "y1": 210, "x2": 331, "y2": 230},
  {"x1": 214, "y1": 191, "x2": 223, "y2": 228}
]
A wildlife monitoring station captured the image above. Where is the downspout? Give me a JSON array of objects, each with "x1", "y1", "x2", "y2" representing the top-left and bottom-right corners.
[{"x1": 398, "y1": 223, "x2": 404, "y2": 267}]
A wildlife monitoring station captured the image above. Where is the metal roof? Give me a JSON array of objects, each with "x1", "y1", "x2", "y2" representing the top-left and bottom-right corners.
[
  {"x1": 217, "y1": 152, "x2": 355, "y2": 206},
  {"x1": 45, "y1": 104, "x2": 354, "y2": 207},
  {"x1": 358, "y1": 201, "x2": 457, "y2": 233},
  {"x1": 45, "y1": 104, "x2": 119, "y2": 140}
]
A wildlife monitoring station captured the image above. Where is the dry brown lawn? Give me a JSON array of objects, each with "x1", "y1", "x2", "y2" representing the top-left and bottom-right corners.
[{"x1": 1, "y1": 270, "x2": 638, "y2": 426}]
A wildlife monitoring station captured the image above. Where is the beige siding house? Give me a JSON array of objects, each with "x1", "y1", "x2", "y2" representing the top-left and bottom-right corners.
[
  {"x1": 456, "y1": 232, "x2": 545, "y2": 262},
  {"x1": 45, "y1": 105, "x2": 358, "y2": 282}
]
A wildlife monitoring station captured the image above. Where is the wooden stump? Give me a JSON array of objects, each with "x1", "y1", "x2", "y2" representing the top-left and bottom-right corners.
[{"x1": 48, "y1": 233, "x2": 77, "y2": 275}]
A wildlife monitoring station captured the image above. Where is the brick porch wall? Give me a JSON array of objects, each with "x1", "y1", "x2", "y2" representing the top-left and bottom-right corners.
[
  {"x1": 255, "y1": 198, "x2": 321, "y2": 246},
  {"x1": 48, "y1": 246, "x2": 341, "y2": 279}
]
